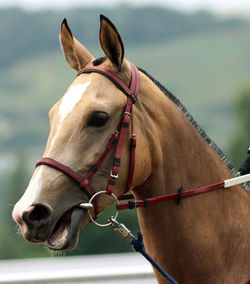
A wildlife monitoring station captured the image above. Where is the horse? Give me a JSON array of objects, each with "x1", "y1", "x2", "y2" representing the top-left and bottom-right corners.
[{"x1": 12, "y1": 15, "x2": 250, "y2": 283}]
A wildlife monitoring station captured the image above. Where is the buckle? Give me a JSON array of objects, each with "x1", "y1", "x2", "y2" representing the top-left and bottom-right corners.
[
  {"x1": 110, "y1": 170, "x2": 119, "y2": 179},
  {"x1": 131, "y1": 93, "x2": 137, "y2": 103},
  {"x1": 124, "y1": 112, "x2": 131, "y2": 117},
  {"x1": 113, "y1": 130, "x2": 120, "y2": 136}
]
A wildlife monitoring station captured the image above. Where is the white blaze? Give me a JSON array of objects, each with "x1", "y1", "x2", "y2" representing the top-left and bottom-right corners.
[
  {"x1": 59, "y1": 82, "x2": 90, "y2": 124},
  {"x1": 12, "y1": 167, "x2": 44, "y2": 222},
  {"x1": 50, "y1": 81, "x2": 90, "y2": 146},
  {"x1": 12, "y1": 82, "x2": 91, "y2": 221}
]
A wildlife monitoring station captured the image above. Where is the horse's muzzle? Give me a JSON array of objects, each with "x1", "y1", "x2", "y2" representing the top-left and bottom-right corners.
[{"x1": 21, "y1": 204, "x2": 53, "y2": 243}]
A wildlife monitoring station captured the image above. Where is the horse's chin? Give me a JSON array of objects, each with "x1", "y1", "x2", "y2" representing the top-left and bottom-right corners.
[{"x1": 46, "y1": 207, "x2": 87, "y2": 251}]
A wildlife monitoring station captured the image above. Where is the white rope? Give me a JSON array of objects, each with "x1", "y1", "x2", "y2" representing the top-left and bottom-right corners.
[{"x1": 224, "y1": 174, "x2": 250, "y2": 188}]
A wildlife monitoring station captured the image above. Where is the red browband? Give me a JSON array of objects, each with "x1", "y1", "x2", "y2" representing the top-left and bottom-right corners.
[{"x1": 36, "y1": 62, "x2": 139, "y2": 218}]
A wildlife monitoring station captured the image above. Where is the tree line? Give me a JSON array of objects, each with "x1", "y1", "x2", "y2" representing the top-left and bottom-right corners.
[{"x1": 0, "y1": 6, "x2": 247, "y2": 69}]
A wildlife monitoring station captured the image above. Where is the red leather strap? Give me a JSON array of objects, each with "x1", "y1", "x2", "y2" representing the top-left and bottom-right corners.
[
  {"x1": 80, "y1": 130, "x2": 119, "y2": 189},
  {"x1": 36, "y1": 158, "x2": 84, "y2": 185},
  {"x1": 36, "y1": 129, "x2": 121, "y2": 216},
  {"x1": 78, "y1": 63, "x2": 138, "y2": 103},
  {"x1": 36, "y1": 158, "x2": 99, "y2": 217},
  {"x1": 118, "y1": 193, "x2": 134, "y2": 201},
  {"x1": 106, "y1": 99, "x2": 133, "y2": 195},
  {"x1": 126, "y1": 107, "x2": 136, "y2": 192},
  {"x1": 130, "y1": 62, "x2": 140, "y2": 95},
  {"x1": 117, "y1": 181, "x2": 225, "y2": 210}
]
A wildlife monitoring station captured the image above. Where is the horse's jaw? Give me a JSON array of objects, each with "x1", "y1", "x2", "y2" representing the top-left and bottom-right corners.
[{"x1": 46, "y1": 207, "x2": 88, "y2": 251}]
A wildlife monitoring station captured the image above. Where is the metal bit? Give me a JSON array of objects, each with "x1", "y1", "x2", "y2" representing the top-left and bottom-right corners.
[
  {"x1": 109, "y1": 217, "x2": 135, "y2": 243},
  {"x1": 79, "y1": 203, "x2": 93, "y2": 210}
]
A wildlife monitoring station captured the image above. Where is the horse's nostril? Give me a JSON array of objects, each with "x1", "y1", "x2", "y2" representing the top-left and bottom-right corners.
[
  {"x1": 22, "y1": 204, "x2": 52, "y2": 227},
  {"x1": 29, "y1": 204, "x2": 51, "y2": 221}
]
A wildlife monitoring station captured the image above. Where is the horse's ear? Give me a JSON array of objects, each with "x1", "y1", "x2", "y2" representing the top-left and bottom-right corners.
[
  {"x1": 60, "y1": 18, "x2": 94, "y2": 71},
  {"x1": 99, "y1": 15, "x2": 124, "y2": 70}
]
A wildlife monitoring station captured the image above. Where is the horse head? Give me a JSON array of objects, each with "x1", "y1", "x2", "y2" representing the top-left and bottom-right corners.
[{"x1": 12, "y1": 15, "x2": 150, "y2": 251}]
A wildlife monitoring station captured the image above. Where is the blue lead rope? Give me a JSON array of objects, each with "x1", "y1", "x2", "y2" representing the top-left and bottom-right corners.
[
  {"x1": 131, "y1": 232, "x2": 178, "y2": 284},
  {"x1": 108, "y1": 218, "x2": 178, "y2": 284}
]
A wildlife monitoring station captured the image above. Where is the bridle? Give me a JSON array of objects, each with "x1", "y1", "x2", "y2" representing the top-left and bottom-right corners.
[{"x1": 36, "y1": 62, "x2": 139, "y2": 218}]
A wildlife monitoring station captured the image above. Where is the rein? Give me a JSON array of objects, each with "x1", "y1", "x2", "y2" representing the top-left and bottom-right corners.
[
  {"x1": 36, "y1": 62, "x2": 139, "y2": 218},
  {"x1": 117, "y1": 174, "x2": 250, "y2": 211}
]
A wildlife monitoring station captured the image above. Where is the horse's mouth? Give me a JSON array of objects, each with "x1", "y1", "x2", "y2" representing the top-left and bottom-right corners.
[{"x1": 46, "y1": 207, "x2": 88, "y2": 251}]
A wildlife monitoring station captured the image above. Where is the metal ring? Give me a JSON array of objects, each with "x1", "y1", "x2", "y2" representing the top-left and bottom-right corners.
[{"x1": 88, "y1": 191, "x2": 119, "y2": 227}]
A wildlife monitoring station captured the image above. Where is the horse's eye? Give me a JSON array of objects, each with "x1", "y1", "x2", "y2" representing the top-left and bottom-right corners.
[{"x1": 87, "y1": 112, "x2": 109, "y2": 127}]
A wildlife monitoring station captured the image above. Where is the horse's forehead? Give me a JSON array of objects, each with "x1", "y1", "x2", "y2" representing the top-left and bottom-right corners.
[
  {"x1": 59, "y1": 81, "x2": 91, "y2": 121},
  {"x1": 50, "y1": 74, "x2": 127, "y2": 128},
  {"x1": 56, "y1": 74, "x2": 126, "y2": 115}
]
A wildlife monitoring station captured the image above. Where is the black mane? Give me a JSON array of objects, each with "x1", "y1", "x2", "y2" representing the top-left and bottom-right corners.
[
  {"x1": 139, "y1": 68, "x2": 238, "y2": 177},
  {"x1": 93, "y1": 57, "x2": 106, "y2": 66}
]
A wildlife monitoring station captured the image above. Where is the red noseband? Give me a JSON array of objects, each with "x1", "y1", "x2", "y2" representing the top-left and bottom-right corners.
[{"x1": 36, "y1": 62, "x2": 139, "y2": 218}]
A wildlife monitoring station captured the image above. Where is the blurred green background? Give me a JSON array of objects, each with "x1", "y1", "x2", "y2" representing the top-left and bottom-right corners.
[{"x1": 0, "y1": 4, "x2": 249, "y2": 259}]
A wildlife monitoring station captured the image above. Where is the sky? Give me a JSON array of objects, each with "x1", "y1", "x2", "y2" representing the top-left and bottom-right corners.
[{"x1": 1, "y1": 0, "x2": 250, "y2": 15}]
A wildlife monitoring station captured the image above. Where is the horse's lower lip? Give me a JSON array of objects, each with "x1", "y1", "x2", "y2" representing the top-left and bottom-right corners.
[{"x1": 46, "y1": 207, "x2": 87, "y2": 251}]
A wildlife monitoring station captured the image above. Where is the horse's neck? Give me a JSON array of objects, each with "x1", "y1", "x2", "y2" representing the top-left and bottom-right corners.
[
  {"x1": 132, "y1": 74, "x2": 250, "y2": 282},
  {"x1": 134, "y1": 73, "x2": 235, "y2": 195}
]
